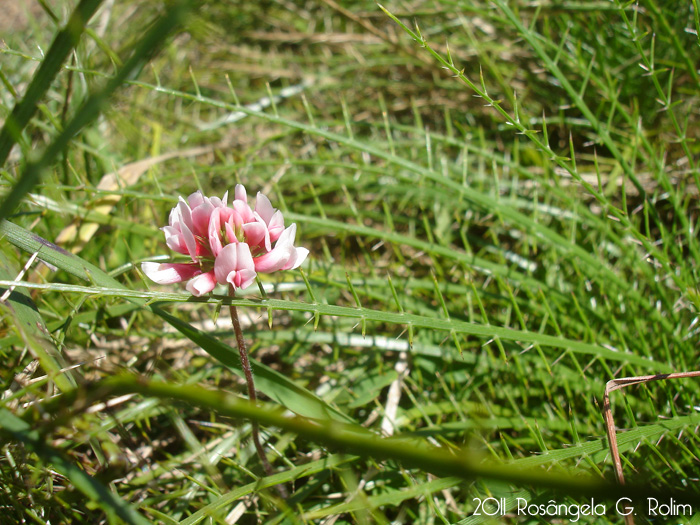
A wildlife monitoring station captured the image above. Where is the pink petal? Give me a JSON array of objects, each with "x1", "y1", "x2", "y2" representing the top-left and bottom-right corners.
[
  {"x1": 253, "y1": 225, "x2": 295, "y2": 272},
  {"x1": 278, "y1": 223, "x2": 297, "y2": 246},
  {"x1": 222, "y1": 220, "x2": 235, "y2": 244},
  {"x1": 243, "y1": 220, "x2": 268, "y2": 250},
  {"x1": 233, "y1": 199, "x2": 254, "y2": 223},
  {"x1": 208, "y1": 210, "x2": 222, "y2": 257},
  {"x1": 177, "y1": 199, "x2": 194, "y2": 232},
  {"x1": 142, "y1": 262, "x2": 201, "y2": 285},
  {"x1": 191, "y1": 200, "x2": 215, "y2": 237},
  {"x1": 168, "y1": 206, "x2": 180, "y2": 227},
  {"x1": 208, "y1": 207, "x2": 238, "y2": 256},
  {"x1": 230, "y1": 268, "x2": 257, "y2": 289},
  {"x1": 253, "y1": 224, "x2": 307, "y2": 273},
  {"x1": 214, "y1": 243, "x2": 256, "y2": 285},
  {"x1": 254, "y1": 192, "x2": 275, "y2": 223},
  {"x1": 170, "y1": 199, "x2": 197, "y2": 261},
  {"x1": 230, "y1": 209, "x2": 243, "y2": 228},
  {"x1": 254, "y1": 248, "x2": 292, "y2": 273},
  {"x1": 163, "y1": 226, "x2": 189, "y2": 256},
  {"x1": 267, "y1": 210, "x2": 285, "y2": 243},
  {"x1": 186, "y1": 270, "x2": 218, "y2": 296},
  {"x1": 188, "y1": 190, "x2": 205, "y2": 209},
  {"x1": 235, "y1": 184, "x2": 247, "y2": 203},
  {"x1": 179, "y1": 219, "x2": 198, "y2": 262}
]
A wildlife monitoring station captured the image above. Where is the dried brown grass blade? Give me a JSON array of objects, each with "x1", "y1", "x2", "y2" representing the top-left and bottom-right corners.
[
  {"x1": 603, "y1": 370, "x2": 700, "y2": 525},
  {"x1": 55, "y1": 146, "x2": 213, "y2": 253}
]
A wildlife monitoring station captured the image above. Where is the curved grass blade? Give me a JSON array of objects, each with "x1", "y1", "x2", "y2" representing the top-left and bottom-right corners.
[
  {"x1": 376, "y1": 5, "x2": 686, "y2": 337},
  {"x1": 0, "y1": 408, "x2": 150, "y2": 525},
  {"x1": 303, "y1": 476, "x2": 461, "y2": 520},
  {"x1": 128, "y1": 81, "x2": 683, "y2": 344},
  {"x1": 0, "y1": 0, "x2": 194, "y2": 222},
  {"x1": 0, "y1": 219, "x2": 353, "y2": 422},
  {"x1": 0, "y1": 253, "x2": 77, "y2": 393},
  {"x1": 0, "y1": 0, "x2": 104, "y2": 165},
  {"x1": 179, "y1": 454, "x2": 358, "y2": 525},
  {"x1": 458, "y1": 411, "x2": 700, "y2": 524},
  {"x1": 152, "y1": 306, "x2": 353, "y2": 422},
  {"x1": 55, "y1": 376, "x2": 698, "y2": 505}
]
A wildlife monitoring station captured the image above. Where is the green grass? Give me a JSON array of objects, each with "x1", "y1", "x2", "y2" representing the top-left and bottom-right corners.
[{"x1": 1, "y1": 1, "x2": 699, "y2": 523}]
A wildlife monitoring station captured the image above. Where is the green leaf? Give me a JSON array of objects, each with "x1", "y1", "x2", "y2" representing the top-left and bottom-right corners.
[
  {"x1": 0, "y1": 252, "x2": 77, "y2": 393},
  {"x1": 153, "y1": 307, "x2": 353, "y2": 422}
]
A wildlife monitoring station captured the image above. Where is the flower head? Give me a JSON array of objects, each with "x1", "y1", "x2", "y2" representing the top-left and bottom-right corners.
[{"x1": 143, "y1": 185, "x2": 308, "y2": 296}]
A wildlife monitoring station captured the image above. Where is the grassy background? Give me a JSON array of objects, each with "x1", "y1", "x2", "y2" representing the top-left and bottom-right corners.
[{"x1": 1, "y1": 0, "x2": 699, "y2": 523}]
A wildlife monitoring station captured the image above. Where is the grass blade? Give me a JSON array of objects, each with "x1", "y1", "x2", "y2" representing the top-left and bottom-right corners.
[
  {"x1": 0, "y1": 219, "x2": 353, "y2": 421},
  {"x1": 51, "y1": 376, "x2": 698, "y2": 505},
  {"x1": 0, "y1": 408, "x2": 150, "y2": 525},
  {"x1": 0, "y1": 0, "x2": 194, "y2": 222},
  {"x1": 0, "y1": 0, "x2": 104, "y2": 165}
]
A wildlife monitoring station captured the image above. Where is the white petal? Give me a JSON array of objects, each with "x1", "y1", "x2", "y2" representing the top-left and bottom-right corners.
[
  {"x1": 287, "y1": 247, "x2": 309, "y2": 270},
  {"x1": 255, "y1": 192, "x2": 275, "y2": 223},
  {"x1": 188, "y1": 191, "x2": 205, "y2": 209},
  {"x1": 142, "y1": 262, "x2": 200, "y2": 285},
  {"x1": 235, "y1": 184, "x2": 247, "y2": 203}
]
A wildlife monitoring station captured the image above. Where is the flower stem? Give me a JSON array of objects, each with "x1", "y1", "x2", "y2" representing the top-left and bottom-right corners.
[{"x1": 228, "y1": 285, "x2": 288, "y2": 498}]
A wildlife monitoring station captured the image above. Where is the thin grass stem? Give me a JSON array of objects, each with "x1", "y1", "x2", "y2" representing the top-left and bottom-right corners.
[{"x1": 228, "y1": 284, "x2": 288, "y2": 498}]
